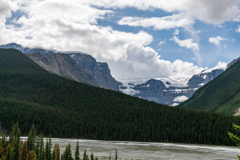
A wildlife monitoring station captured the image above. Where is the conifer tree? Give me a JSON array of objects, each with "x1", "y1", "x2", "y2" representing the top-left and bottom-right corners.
[
  {"x1": 90, "y1": 153, "x2": 94, "y2": 160},
  {"x1": 228, "y1": 123, "x2": 240, "y2": 159},
  {"x1": 39, "y1": 134, "x2": 44, "y2": 160},
  {"x1": 83, "y1": 149, "x2": 87, "y2": 160},
  {"x1": 75, "y1": 141, "x2": 80, "y2": 160},
  {"x1": 20, "y1": 142, "x2": 28, "y2": 160},
  {"x1": 115, "y1": 150, "x2": 117, "y2": 160},
  {"x1": 1, "y1": 134, "x2": 5, "y2": 148},
  {"x1": 55, "y1": 144, "x2": 60, "y2": 160},
  {"x1": 27, "y1": 124, "x2": 36, "y2": 152},
  {"x1": 44, "y1": 137, "x2": 52, "y2": 160},
  {"x1": 3, "y1": 145, "x2": 11, "y2": 160}
]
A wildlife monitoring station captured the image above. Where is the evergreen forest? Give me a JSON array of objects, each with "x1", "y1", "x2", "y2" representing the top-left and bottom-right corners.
[{"x1": 0, "y1": 48, "x2": 240, "y2": 146}]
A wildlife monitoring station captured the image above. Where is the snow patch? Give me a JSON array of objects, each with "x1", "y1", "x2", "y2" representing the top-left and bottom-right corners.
[
  {"x1": 154, "y1": 76, "x2": 192, "y2": 88},
  {"x1": 173, "y1": 95, "x2": 188, "y2": 103},
  {"x1": 199, "y1": 83, "x2": 205, "y2": 87},
  {"x1": 171, "y1": 103, "x2": 179, "y2": 107}
]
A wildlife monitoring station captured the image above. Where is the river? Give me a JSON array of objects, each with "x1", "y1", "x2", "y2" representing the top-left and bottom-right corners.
[{"x1": 20, "y1": 137, "x2": 240, "y2": 160}]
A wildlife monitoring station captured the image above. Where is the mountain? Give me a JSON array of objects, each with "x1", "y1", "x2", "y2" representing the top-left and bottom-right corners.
[
  {"x1": 27, "y1": 51, "x2": 98, "y2": 86},
  {"x1": 1, "y1": 48, "x2": 240, "y2": 145},
  {"x1": 226, "y1": 56, "x2": 240, "y2": 70},
  {"x1": 118, "y1": 68, "x2": 224, "y2": 106},
  {"x1": 69, "y1": 53, "x2": 119, "y2": 91},
  {"x1": 0, "y1": 43, "x2": 119, "y2": 91},
  {"x1": 179, "y1": 60, "x2": 240, "y2": 115}
]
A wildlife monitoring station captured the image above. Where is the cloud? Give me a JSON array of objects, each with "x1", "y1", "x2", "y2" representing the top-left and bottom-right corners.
[
  {"x1": 172, "y1": 36, "x2": 199, "y2": 52},
  {"x1": 172, "y1": 60, "x2": 204, "y2": 76},
  {"x1": 236, "y1": 25, "x2": 240, "y2": 32},
  {"x1": 173, "y1": 95, "x2": 189, "y2": 103},
  {"x1": 0, "y1": 0, "x2": 17, "y2": 24},
  {"x1": 158, "y1": 39, "x2": 166, "y2": 46},
  {"x1": 87, "y1": 0, "x2": 240, "y2": 24},
  {"x1": 208, "y1": 36, "x2": 227, "y2": 46},
  {"x1": 118, "y1": 14, "x2": 194, "y2": 30},
  {"x1": 0, "y1": 0, "x2": 229, "y2": 79},
  {"x1": 213, "y1": 61, "x2": 228, "y2": 70}
]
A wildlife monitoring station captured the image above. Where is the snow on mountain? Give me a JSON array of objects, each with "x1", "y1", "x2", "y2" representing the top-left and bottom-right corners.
[{"x1": 155, "y1": 76, "x2": 192, "y2": 88}]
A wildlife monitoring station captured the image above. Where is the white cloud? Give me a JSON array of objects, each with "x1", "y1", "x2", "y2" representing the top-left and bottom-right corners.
[
  {"x1": 158, "y1": 39, "x2": 166, "y2": 46},
  {"x1": 236, "y1": 25, "x2": 240, "y2": 32},
  {"x1": 172, "y1": 60, "x2": 204, "y2": 76},
  {"x1": 172, "y1": 36, "x2": 199, "y2": 52},
  {"x1": 0, "y1": 0, "x2": 188, "y2": 79},
  {"x1": 118, "y1": 14, "x2": 194, "y2": 30},
  {"x1": 0, "y1": 0, "x2": 229, "y2": 79},
  {"x1": 173, "y1": 29, "x2": 180, "y2": 36},
  {"x1": 213, "y1": 61, "x2": 228, "y2": 70},
  {"x1": 173, "y1": 95, "x2": 188, "y2": 103},
  {"x1": 208, "y1": 36, "x2": 227, "y2": 46},
  {"x1": 86, "y1": 0, "x2": 240, "y2": 24},
  {"x1": 0, "y1": 0, "x2": 17, "y2": 24}
]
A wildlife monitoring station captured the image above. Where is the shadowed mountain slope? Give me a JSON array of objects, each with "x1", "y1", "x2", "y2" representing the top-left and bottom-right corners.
[{"x1": 179, "y1": 61, "x2": 240, "y2": 115}]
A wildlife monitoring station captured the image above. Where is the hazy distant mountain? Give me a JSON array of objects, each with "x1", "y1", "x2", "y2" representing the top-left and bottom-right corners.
[
  {"x1": 0, "y1": 43, "x2": 119, "y2": 91},
  {"x1": 179, "y1": 60, "x2": 240, "y2": 115},
  {"x1": 117, "y1": 67, "x2": 224, "y2": 106}
]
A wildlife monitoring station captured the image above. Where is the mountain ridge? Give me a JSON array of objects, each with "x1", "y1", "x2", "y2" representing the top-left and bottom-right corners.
[{"x1": 179, "y1": 60, "x2": 240, "y2": 115}]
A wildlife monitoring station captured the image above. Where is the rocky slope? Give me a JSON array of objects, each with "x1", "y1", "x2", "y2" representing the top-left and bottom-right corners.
[
  {"x1": 70, "y1": 53, "x2": 119, "y2": 91},
  {"x1": 118, "y1": 68, "x2": 225, "y2": 106},
  {"x1": 27, "y1": 52, "x2": 98, "y2": 86},
  {"x1": 0, "y1": 43, "x2": 119, "y2": 91}
]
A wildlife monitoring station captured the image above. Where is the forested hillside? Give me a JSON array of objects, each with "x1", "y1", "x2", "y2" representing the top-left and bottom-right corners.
[
  {"x1": 179, "y1": 60, "x2": 240, "y2": 115},
  {"x1": 0, "y1": 48, "x2": 240, "y2": 145}
]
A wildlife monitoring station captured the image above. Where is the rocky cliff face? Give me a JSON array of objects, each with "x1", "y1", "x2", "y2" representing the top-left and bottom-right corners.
[
  {"x1": 69, "y1": 53, "x2": 119, "y2": 91},
  {"x1": 0, "y1": 43, "x2": 119, "y2": 91},
  {"x1": 118, "y1": 68, "x2": 224, "y2": 106},
  {"x1": 27, "y1": 52, "x2": 98, "y2": 86}
]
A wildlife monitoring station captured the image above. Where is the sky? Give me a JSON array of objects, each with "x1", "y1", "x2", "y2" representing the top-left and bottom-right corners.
[{"x1": 0, "y1": 0, "x2": 240, "y2": 78}]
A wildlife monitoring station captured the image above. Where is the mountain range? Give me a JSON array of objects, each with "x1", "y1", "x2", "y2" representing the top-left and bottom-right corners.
[
  {"x1": 0, "y1": 48, "x2": 239, "y2": 146},
  {"x1": 0, "y1": 43, "x2": 227, "y2": 106}
]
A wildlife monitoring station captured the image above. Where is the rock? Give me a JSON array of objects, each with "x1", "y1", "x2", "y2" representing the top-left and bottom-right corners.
[
  {"x1": 27, "y1": 52, "x2": 98, "y2": 86},
  {"x1": 69, "y1": 53, "x2": 119, "y2": 91}
]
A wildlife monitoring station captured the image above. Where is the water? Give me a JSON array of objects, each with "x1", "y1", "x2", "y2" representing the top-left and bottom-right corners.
[{"x1": 20, "y1": 137, "x2": 240, "y2": 160}]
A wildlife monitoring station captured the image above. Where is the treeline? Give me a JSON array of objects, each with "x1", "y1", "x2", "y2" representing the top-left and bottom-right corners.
[
  {"x1": 0, "y1": 123, "x2": 116, "y2": 160},
  {"x1": 1, "y1": 49, "x2": 240, "y2": 146}
]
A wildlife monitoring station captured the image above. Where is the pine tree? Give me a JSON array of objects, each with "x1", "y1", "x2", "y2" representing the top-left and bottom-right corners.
[
  {"x1": 228, "y1": 123, "x2": 240, "y2": 159},
  {"x1": 75, "y1": 141, "x2": 80, "y2": 160},
  {"x1": 3, "y1": 145, "x2": 11, "y2": 160},
  {"x1": 83, "y1": 149, "x2": 87, "y2": 160},
  {"x1": 27, "y1": 124, "x2": 36, "y2": 152},
  {"x1": 39, "y1": 134, "x2": 44, "y2": 160},
  {"x1": 44, "y1": 137, "x2": 52, "y2": 160},
  {"x1": 90, "y1": 153, "x2": 94, "y2": 160},
  {"x1": 114, "y1": 150, "x2": 117, "y2": 160},
  {"x1": 20, "y1": 142, "x2": 28, "y2": 160},
  {"x1": 55, "y1": 144, "x2": 60, "y2": 160}
]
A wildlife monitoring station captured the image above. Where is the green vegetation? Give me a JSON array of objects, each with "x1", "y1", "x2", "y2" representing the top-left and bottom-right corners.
[
  {"x1": 179, "y1": 60, "x2": 240, "y2": 115},
  {"x1": 0, "y1": 123, "x2": 101, "y2": 160},
  {"x1": 1, "y1": 48, "x2": 240, "y2": 145},
  {"x1": 228, "y1": 123, "x2": 240, "y2": 159}
]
